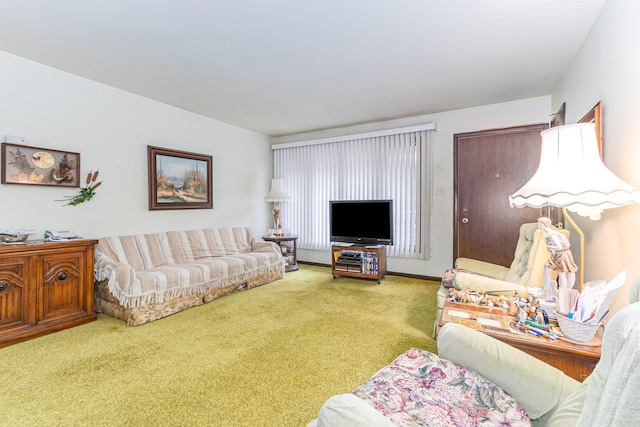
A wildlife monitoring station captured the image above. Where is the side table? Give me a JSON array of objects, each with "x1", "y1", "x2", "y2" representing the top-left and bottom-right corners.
[
  {"x1": 439, "y1": 300, "x2": 601, "y2": 381},
  {"x1": 262, "y1": 235, "x2": 298, "y2": 272}
]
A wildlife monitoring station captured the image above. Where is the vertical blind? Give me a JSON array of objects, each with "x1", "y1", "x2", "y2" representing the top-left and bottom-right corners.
[{"x1": 273, "y1": 125, "x2": 433, "y2": 259}]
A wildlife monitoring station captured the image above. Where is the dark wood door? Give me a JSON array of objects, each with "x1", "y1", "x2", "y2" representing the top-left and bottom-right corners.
[{"x1": 454, "y1": 124, "x2": 548, "y2": 267}]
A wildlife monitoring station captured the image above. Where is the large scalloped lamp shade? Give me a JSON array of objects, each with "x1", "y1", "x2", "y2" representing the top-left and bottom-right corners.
[{"x1": 509, "y1": 123, "x2": 640, "y2": 220}]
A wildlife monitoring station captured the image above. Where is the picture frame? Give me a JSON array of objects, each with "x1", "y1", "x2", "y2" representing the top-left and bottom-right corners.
[
  {"x1": 550, "y1": 102, "x2": 566, "y2": 128},
  {"x1": 147, "y1": 146, "x2": 213, "y2": 210},
  {"x1": 1, "y1": 143, "x2": 80, "y2": 187},
  {"x1": 579, "y1": 101, "x2": 603, "y2": 158}
]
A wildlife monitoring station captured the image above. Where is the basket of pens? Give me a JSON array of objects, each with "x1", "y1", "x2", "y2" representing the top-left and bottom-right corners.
[{"x1": 555, "y1": 312, "x2": 601, "y2": 342}]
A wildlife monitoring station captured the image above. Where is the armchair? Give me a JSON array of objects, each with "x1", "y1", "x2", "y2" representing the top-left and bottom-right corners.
[
  {"x1": 308, "y1": 276, "x2": 640, "y2": 427},
  {"x1": 435, "y1": 222, "x2": 569, "y2": 336},
  {"x1": 438, "y1": 274, "x2": 640, "y2": 426}
]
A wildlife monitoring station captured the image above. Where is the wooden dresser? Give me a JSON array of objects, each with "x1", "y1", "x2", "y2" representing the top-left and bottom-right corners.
[{"x1": 0, "y1": 238, "x2": 98, "y2": 348}]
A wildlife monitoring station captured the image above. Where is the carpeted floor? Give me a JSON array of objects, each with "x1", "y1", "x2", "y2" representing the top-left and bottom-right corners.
[{"x1": 1, "y1": 264, "x2": 439, "y2": 426}]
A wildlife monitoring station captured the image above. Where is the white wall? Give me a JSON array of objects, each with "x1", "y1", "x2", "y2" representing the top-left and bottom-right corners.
[
  {"x1": 272, "y1": 96, "x2": 552, "y2": 278},
  {"x1": 552, "y1": 0, "x2": 640, "y2": 312},
  {"x1": 0, "y1": 51, "x2": 273, "y2": 239}
]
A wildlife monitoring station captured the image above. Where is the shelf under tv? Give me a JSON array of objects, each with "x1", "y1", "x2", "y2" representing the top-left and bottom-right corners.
[{"x1": 331, "y1": 244, "x2": 387, "y2": 284}]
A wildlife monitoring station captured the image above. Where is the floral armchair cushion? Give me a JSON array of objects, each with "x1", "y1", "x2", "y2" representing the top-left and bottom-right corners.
[{"x1": 352, "y1": 348, "x2": 532, "y2": 426}]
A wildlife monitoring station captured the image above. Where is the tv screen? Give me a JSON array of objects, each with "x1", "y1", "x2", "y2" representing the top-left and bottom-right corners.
[{"x1": 329, "y1": 200, "x2": 394, "y2": 245}]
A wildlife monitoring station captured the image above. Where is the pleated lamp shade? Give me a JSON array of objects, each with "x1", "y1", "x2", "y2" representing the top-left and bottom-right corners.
[
  {"x1": 509, "y1": 123, "x2": 640, "y2": 220},
  {"x1": 264, "y1": 179, "x2": 293, "y2": 203}
]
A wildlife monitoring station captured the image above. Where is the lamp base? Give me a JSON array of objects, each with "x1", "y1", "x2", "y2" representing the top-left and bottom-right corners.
[
  {"x1": 562, "y1": 208, "x2": 585, "y2": 292},
  {"x1": 266, "y1": 228, "x2": 286, "y2": 237}
]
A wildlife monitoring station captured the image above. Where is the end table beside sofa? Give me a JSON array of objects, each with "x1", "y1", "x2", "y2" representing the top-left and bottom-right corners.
[{"x1": 262, "y1": 234, "x2": 298, "y2": 272}]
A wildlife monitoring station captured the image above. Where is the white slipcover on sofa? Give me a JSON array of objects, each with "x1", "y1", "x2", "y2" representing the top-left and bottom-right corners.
[{"x1": 94, "y1": 227, "x2": 285, "y2": 325}]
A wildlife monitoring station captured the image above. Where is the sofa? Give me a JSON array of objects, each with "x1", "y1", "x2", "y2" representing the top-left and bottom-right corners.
[
  {"x1": 308, "y1": 276, "x2": 640, "y2": 427},
  {"x1": 94, "y1": 227, "x2": 285, "y2": 325}
]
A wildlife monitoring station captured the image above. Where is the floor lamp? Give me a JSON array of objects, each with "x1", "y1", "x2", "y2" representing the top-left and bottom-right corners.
[{"x1": 509, "y1": 123, "x2": 640, "y2": 290}]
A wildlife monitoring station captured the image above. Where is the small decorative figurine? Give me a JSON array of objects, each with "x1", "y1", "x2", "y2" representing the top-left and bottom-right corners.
[{"x1": 538, "y1": 217, "x2": 578, "y2": 289}]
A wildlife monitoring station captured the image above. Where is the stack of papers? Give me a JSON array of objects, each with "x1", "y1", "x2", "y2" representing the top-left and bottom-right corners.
[{"x1": 559, "y1": 271, "x2": 626, "y2": 324}]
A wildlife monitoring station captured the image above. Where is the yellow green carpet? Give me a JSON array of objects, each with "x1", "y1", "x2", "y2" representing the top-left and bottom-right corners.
[{"x1": 1, "y1": 264, "x2": 439, "y2": 426}]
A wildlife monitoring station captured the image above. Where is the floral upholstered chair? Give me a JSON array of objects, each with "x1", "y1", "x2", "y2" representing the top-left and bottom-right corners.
[{"x1": 308, "y1": 276, "x2": 640, "y2": 426}]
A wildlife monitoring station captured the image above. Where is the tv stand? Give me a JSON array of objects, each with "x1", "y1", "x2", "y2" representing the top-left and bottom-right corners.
[{"x1": 331, "y1": 244, "x2": 387, "y2": 284}]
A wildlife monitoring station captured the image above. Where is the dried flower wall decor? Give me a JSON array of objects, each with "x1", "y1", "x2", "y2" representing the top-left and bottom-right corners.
[{"x1": 58, "y1": 170, "x2": 102, "y2": 206}]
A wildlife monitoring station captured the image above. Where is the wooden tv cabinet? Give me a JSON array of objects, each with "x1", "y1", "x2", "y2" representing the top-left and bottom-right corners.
[
  {"x1": 331, "y1": 244, "x2": 387, "y2": 284},
  {"x1": 0, "y1": 238, "x2": 98, "y2": 347}
]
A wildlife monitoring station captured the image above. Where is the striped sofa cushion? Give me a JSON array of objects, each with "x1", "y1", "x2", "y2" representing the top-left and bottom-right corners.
[
  {"x1": 134, "y1": 253, "x2": 280, "y2": 301},
  {"x1": 97, "y1": 232, "x2": 175, "y2": 271},
  {"x1": 167, "y1": 227, "x2": 253, "y2": 263}
]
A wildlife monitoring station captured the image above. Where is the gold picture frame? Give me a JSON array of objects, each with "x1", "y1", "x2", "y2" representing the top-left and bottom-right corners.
[
  {"x1": 1, "y1": 143, "x2": 80, "y2": 187},
  {"x1": 147, "y1": 146, "x2": 213, "y2": 210}
]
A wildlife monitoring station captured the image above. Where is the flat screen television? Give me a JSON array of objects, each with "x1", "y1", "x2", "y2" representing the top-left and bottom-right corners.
[{"x1": 329, "y1": 200, "x2": 394, "y2": 245}]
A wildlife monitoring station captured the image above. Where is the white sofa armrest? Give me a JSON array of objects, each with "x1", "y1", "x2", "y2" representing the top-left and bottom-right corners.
[
  {"x1": 310, "y1": 394, "x2": 396, "y2": 427},
  {"x1": 94, "y1": 249, "x2": 139, "y2": 305},
  {"x1": 453, "y1": 271, "x2": 529, "y2": 297},
  {"x1": 251, "y1": 240, "x2": 280, "y2": 253},
  {"x1": 454, "y1": 257, "x2": 510, "y2": 280},
  {"x1": 437, "y1": 323, "x2": 580, "y2": 421}
]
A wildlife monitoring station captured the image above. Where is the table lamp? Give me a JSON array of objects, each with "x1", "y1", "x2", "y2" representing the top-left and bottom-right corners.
[
  {"x1": 509, "y1": 122, "x2": 640, "y2": 289},
  {"x1": 264, "y1": 179, "x2": 293, "y2": 236}
]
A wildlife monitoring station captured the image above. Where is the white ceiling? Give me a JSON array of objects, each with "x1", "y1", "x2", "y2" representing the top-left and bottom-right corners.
[{"x1": 0, "y1": 1, "x2": 606, "y2": 137}]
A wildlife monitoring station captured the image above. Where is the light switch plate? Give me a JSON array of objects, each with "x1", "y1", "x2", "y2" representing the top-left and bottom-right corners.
[{"x1": 5, "y1": 135, "x2": 27, "y2": 144}]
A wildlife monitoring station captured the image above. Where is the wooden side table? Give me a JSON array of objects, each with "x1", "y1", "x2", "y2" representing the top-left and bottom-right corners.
[
  {"x1": 262, "y1": 235, "x2": 298, "y2": 272},
  {"x1": 439, "y1": 300, "x2": 601, "y2": 381}
]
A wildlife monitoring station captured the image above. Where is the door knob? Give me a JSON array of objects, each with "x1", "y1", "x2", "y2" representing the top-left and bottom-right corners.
[{"x1": 461, "y1": 218, "x2": 469, "y2": 224}]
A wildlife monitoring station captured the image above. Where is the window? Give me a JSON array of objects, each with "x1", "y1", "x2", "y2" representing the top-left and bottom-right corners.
[{"x1": 273, "y1": 124, "x2": 434, "y2": 259}]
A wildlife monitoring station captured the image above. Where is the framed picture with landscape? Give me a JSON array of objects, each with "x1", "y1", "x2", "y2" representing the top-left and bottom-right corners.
[{"x1": 147, "y1": 145, "x2": 213, "y2": 210}]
